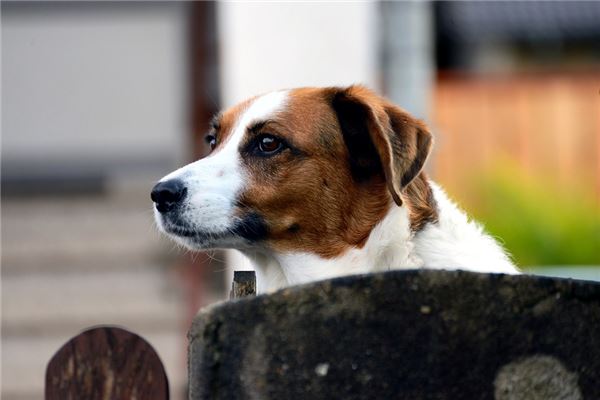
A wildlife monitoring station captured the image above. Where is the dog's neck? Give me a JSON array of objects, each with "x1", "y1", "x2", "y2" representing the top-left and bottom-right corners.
[{"x1": 240, "y1": 205, "x2": 423, "y2": 293}]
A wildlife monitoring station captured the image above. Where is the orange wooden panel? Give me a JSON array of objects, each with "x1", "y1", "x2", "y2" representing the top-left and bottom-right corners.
[{"x1": 431, "y1": 73, "x2": 600, "y2": 201}]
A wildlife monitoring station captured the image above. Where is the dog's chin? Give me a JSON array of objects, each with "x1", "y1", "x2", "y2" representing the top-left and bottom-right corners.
[
  {"x1": 155, "y1": 209, "x2": 268, "y2": 251},
  {"x1": 159, "y1": 223, "x2": 241, "y2": 250},
  {"x1": 167, "y1": 232, "x2": 248, "y2": 251},
  {"x1": 157, "y1": 218, "x2": 267, "y2": 252}
]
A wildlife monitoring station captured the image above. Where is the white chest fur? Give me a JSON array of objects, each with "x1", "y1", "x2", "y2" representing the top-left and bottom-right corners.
[{"x1": 239, "y1": 182, "x2": 517, "y2": 293}]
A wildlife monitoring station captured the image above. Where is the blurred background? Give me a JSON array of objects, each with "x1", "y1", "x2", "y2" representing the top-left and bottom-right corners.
[{"x1": 2, "y1": 1, "x2": 599, "y2": 398}]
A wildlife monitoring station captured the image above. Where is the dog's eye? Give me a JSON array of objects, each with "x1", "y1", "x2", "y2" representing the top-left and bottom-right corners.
[
  {"x1": 205, "y1": 135, "x2": 217, "y2": 150},
  {"x1": 257, "y1": 135, "x2": 283, "y2": 155}
]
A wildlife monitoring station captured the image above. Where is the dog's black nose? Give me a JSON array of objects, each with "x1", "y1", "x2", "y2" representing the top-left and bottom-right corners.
[{"x1": 151, "y1": 179, "x2": 187, "y2": 213}]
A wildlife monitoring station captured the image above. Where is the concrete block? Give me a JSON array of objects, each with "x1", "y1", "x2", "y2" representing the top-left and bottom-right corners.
[{"x1": 189, "y1": 270, "x2": 600, "y2": 399}]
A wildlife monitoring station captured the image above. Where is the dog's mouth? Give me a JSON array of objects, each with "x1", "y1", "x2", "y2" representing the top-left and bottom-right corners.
[
  {"x1": 160, "y1": 218, "x2": 228, "y2": 242},
  {"x1": 163, "y1": 223, "x2": 202, "y2": 238},
  {"x1": 158, "y1": 211, "x2": 269, "y2": 248}
]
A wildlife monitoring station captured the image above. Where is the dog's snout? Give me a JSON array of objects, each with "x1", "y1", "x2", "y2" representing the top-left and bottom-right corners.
[{"x1": 151, "y1": 179, "x2": 187, "y2": 213}]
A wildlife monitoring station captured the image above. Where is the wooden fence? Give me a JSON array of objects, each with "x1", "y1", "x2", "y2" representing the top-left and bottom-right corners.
[{"x1": 431, "y1": 72, "x2": 600, "y2": 199}]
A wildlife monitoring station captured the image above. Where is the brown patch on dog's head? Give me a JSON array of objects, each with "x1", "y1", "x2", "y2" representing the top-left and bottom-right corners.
[{"x1": 230, "y1": 86, "x2": 436, "y2": 257}]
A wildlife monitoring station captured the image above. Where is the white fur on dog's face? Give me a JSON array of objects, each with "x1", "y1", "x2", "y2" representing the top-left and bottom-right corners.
[{"x1": 154, "y1": 90, "x2": 289, "y2": 249}]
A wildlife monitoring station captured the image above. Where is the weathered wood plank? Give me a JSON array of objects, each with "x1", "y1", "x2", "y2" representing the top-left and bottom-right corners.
[
  {"x1": 229, "y1": 271, "x2": 256, "y2": 299},
  {"x1": 46, "y1": 326, "x2": 169, "y2": 400}
]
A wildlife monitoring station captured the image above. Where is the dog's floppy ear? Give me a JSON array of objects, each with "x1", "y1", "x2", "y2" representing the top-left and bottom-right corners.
[{"x1": 329, "y1": 85, "x2": 433, "y2": 206}]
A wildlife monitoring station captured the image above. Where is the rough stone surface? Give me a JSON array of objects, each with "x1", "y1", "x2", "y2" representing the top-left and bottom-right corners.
[
  {"x1": 188, "y1": 270, "x2": 600, "y2": 400},
  {"x1": 494, "y1": 355, "x2": 582, "y2": 400}
]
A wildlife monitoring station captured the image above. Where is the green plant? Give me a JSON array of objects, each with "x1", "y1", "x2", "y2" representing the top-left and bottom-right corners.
[{"x1": 449, "y1": 163, "x2": 600, "y2": 267}]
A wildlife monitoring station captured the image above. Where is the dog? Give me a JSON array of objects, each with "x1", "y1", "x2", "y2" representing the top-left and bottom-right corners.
[{"x1": 152, "y1": 86, "x2": 518, "y2": 293}]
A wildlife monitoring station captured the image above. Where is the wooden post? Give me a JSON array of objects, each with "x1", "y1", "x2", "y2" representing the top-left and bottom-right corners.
[
  {"x1": 229, "y1": 271, "x2": 256, "y2": 299},
  {"x1": 46, "y1": 326, "x2": 169, "y2": 400},
  {"x1": 178, "y1": 1, "x2": 223, "y2": 373}
]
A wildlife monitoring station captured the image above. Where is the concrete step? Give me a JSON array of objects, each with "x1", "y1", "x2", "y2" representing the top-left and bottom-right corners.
[
  {"x1": 2, "y1": 267, "x2": 189, "y2": 400},
  {"x1": 2, "y1": 267, "x2": 184, "y2": 335},
  {"x1": 2, "y1": 186, "x2": 195, "y2": 400},
  {"x1": 1, "y1": 194, "x2": 168, "y2": 275}
]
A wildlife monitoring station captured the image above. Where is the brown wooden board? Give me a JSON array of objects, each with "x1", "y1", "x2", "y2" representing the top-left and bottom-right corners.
[
  {"x1": 46, "y1": 326, "x2": 169, "y2": 400},
  {"x1": 229, "y1": 271, "x2": 257, "y2": 299}
]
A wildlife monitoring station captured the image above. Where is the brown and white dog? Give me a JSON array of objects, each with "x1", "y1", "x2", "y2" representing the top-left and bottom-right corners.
[{"x1": 152, "y1": 86, "x2": 518, "y2": 293}]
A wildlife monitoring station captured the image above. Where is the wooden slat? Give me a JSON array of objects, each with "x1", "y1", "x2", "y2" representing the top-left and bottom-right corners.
[
  {"x1": 230, "y1": 271, "x2": 257, "y2": 299},
  {"x1": 46, "y1": 326, "x2": 169, "y2": 400},
  {"x1": 432, "y1": 73, "x2": 600, "y2": 201}
]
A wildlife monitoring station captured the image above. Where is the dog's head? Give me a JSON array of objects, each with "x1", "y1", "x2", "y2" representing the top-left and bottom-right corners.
[{"x1": 152, "y1": 86, "x2": 433, "y2": 258}]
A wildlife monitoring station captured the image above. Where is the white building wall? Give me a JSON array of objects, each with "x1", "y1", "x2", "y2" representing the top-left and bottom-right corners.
[
  {"x1": 217, "y1": 2, "x2": 379, "y2": 107},
  {"x1": 216, "y1": 2, "x2": 380, "y2": 271}
]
